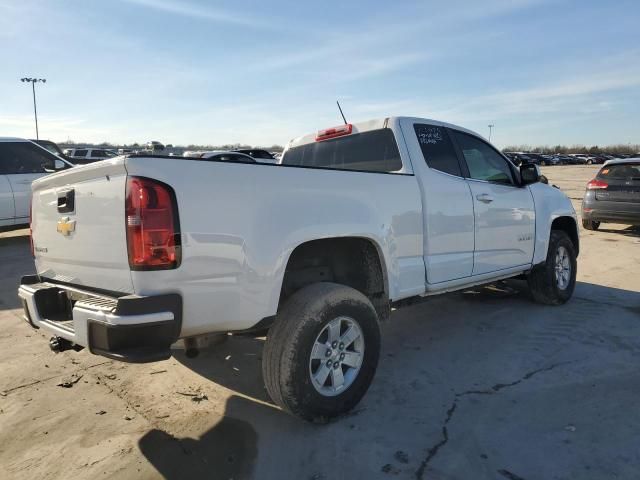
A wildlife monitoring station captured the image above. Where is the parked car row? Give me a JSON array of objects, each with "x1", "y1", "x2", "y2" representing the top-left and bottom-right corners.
[{"x1": 504, "y1": 152, "x2": 636, "y2": 166}]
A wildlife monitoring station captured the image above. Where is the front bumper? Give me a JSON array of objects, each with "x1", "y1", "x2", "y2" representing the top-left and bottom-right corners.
[{"x1": 18, "y1": 275, "x2": 182, "y2": 363}]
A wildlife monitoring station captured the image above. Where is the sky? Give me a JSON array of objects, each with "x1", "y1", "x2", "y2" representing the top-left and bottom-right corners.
[{"x1": 0, "y1": 0, "x2": 639, "y2": 148}]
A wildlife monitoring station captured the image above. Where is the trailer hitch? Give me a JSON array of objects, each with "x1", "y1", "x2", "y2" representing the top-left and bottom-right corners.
[{"x1": 49, "y1": 336, "x2": 83, "y2": 353}]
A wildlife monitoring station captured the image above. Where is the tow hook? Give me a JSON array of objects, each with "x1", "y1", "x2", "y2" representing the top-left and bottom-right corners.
[{"x1": 49, "y1": 336, "x2": 83, "y2": 353}]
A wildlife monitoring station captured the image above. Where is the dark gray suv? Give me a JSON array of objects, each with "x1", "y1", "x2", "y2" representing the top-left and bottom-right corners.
[{"x1": 581, "y1": 159, "x2": 640, "y2": 230}]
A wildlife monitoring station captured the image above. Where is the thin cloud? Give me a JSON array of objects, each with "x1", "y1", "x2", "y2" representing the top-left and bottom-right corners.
[
  {"x1": 119, "y1": 0, "x2": 270, "y2": 29},
  {"x1": 443, "y1": 67, "x2": 640, "y2": 121},
  {"x1": 253, "y1": 0, "x2": 552, "y2": 71}
]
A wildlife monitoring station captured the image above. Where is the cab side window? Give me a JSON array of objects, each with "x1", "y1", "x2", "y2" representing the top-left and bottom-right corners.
[
  {"x1": 0, "y1": 142, "x2": 55, "y2": 174},
  {"x1": 452, "y1": 131, "x2": 514, "y2": 185},
  {"x1": 413, "y1": 124, "x2": 462, "y2": 177}
]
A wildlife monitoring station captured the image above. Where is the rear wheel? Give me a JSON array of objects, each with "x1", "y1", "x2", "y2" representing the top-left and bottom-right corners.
[
  {"x1": 586, "y1": 159, "x2": 593, "y2": 165},
  {"x1": 540, "y1": 160, "x2": 546, "y2": 166},
  {"x1": 262, "y1": 282, "x2": 381, "y2": 422},
  {"x1": 582, "y1": 219, "x2": 600, "y2": 230},
  {"x1": 527, "y1": 230, "x2": 577, "y2": 305}
]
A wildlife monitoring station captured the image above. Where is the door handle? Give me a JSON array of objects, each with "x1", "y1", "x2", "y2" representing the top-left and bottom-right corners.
[{"x1": 476, "y1": 194, "x2": 494, "y2": 203}]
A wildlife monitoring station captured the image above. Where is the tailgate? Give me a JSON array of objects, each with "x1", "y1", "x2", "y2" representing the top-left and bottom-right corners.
[{"x1": 31, "y1": 158, "x2": 134, "y2": 293}]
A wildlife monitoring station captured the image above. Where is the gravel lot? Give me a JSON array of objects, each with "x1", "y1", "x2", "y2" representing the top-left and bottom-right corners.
[{"x1": 1, "y1": 165, "x2": 639, "y2": 480}]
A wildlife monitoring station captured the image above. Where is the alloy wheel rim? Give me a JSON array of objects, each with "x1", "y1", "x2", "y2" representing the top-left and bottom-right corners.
[
  {"x1": 309, "y1": 316, "x2": 365, "y2": 397},
  {"x1": 555, "y1": 245, "x2": 571, "y2": 290}
]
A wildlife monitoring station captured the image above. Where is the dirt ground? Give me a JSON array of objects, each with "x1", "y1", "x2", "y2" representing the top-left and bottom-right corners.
[{"x1": 1, "y1": 165, "x2": 639, "y2": 480}]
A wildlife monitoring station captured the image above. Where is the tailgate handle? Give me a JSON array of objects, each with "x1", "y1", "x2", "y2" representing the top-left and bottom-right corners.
[{"x1": 57, "y1": 189, "x2": 75, "y2": 213}]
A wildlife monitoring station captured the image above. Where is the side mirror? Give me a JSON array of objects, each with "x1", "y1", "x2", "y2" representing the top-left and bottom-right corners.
[
  {"x1": 520, "y1": 163, "x2": 541, "y2": 185},
  {"x1": 44, "y1": 159, "x2": 67, "y2": 173}
]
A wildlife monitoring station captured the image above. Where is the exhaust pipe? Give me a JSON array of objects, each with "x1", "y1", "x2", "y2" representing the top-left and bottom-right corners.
[
  {"x1": 184, "y1": 337, "x2": 199, "y2": 358},
  {"x1": 183, "y1": 334, "x2": 228, "y2": 358}
]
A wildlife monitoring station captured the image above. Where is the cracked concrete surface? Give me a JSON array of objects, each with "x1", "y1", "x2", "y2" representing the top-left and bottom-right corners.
[
  {"x1": 1, "y1": 166, "x2": 639, "y2": 479},
  {"x1": 415, "y1": 363, "x2": 568, "y2": 479}
]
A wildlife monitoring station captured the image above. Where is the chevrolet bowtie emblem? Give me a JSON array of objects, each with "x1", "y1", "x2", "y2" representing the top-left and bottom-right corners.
[{"x1": 57, "y1": 217, "x2": 76, "y2": 236}]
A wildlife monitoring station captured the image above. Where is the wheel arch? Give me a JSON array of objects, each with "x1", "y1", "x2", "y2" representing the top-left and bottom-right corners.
[
  {"x1": 277, "y1": 236, "x2": 391, "y2": 321},
  {"x1": 551, "y1": 216, "x2": 579, "y2": 256}
]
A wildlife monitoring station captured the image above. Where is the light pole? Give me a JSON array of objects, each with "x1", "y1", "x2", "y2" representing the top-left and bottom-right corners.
[
  {"x1": 20, "y1": 77, "x2": 46, "y2": 140},
  {"x1": 488, "y1": 124, "x2": 494, "y2": 142}
]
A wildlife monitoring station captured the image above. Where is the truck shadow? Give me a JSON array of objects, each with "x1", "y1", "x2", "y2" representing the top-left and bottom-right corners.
[
  {"x1": 172, "y1": 279, "x2": 640, "y2": 406},
  {"x1": 173, "y1": 335, "x2": 271, "y2": 403},
  {"x1": 145, "y1": 280, "x2": 640, "y2": 479},
  {"x1": 138, "y1": 395, "x2": 263, "y2": 480}
]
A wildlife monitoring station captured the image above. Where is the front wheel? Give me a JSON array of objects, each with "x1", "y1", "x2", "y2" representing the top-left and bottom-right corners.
[
  {"x1": 527, "y1": 230, "x2": 577, "y2": 305},
  {"x1": 262, "y1": 283, "x2": 381, "y2": 422}
]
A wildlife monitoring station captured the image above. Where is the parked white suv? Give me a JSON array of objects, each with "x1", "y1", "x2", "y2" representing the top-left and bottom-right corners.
[
  {"x1": 19, "y1": 117, "x2": 579, "y2": 421},
  {"x1": 63, "y1": 148, "x2": 117, "y2": 164},
  {"x1": 0, "y1": 138, "x2": 71, "y2": 228}
]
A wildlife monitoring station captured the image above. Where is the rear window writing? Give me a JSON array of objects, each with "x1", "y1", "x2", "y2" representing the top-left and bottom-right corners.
[
  {"x1": 282, "y1": 129, "x2": 402, "y2": 173},
  {"x1": 414, "y1": 124, "x2": 462, "y2": 177}
]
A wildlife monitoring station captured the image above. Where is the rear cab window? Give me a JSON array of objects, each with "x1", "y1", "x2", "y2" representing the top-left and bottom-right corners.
[
  {"x1": 413, "y1": 124, "x2": 462, "y2": 176},
  {"x1": 282, "y1": 129, "x2": 403, "y2": 173}
]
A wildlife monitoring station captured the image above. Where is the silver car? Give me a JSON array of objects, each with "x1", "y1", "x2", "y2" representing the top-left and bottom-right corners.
[{"x1": 581, "y1": 158, "x2": 640, "y2": 230}]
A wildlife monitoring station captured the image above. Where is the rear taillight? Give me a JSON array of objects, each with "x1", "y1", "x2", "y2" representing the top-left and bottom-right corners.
[
  {"x1": 315, "y1": 123, "x2": 352, "y2": 141},
  {"x1": 125, "y1": 176, "x2": 180, "y2": 270},
  {"x1": 29, "y1": 199, "x2": 34, "y2": 258},
  {"x1": 587, "y1": 179, "x2": 608, "y2": 190}
]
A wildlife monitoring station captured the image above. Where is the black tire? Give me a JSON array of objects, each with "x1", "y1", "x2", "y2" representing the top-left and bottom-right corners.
[
  {"x1": 582, "y1": 219, "x2": 600, "y2": 230},
  {"x1": 262, "y1": 282, "x2": 381, "y2": 422},
  {"x1": 540, "y1": 160, "x2": 546, "y2": 166},
  {"x1": 527, "y1": 230, "x2": 577, "y2": 305},
  {"x1": 586, "y1": 159, "x2": 593, "y2": 165}
]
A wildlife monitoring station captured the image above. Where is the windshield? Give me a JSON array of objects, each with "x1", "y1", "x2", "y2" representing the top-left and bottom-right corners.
[{"x1": 36, "y1": 142, "x2": 62, "y2": 156}]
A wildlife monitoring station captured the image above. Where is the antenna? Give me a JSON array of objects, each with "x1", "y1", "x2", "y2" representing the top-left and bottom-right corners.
[{"x1": 336, "y1": 100, "x2": 348, "y2": 125}]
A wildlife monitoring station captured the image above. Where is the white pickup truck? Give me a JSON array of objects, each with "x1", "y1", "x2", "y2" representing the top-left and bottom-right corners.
[{"x1": 19, "y1": 117, "x2": 579, "y2": 421}]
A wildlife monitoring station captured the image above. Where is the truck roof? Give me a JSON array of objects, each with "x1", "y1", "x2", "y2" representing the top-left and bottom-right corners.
[
  {"x1": 0, "y1": 137, "x2": 29, "y2": 142},
  {"x1": 286, "y1": 116, "x2": 483, "y2": 149}
]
